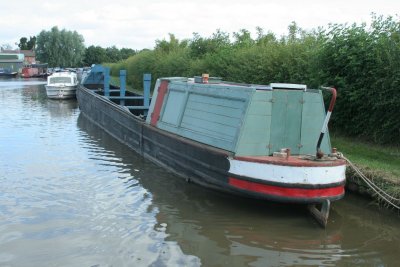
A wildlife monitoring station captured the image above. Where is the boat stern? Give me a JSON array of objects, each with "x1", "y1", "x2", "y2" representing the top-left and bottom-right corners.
[{"x1": 227, "y1": 154, "x2": 346, "y2": 204}]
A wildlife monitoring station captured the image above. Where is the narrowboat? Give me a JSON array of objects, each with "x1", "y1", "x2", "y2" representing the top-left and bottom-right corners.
[
  {"x1": 77, "y1": 65, "x2": 346, "y2": 227},
  {"x1": 21, "y1": 64, "x2": 48, "y2": 78},
  {"x1": 0, "y1": 68, "x2": 17, "y2": 78}
]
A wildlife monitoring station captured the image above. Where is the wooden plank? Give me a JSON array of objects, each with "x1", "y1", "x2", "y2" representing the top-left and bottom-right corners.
[
  {"x1": 150, "y1": 80, "x2": 169, "y2": 126},
  {"x1": 284, "y1": 91, "x2": 302, "y2": 154},
  {"x1": 183, "y1": 108, "x2": 242, "y2": 127},
  {"x1": 181, "y1": 116, "x2": 238, "y2": 139},
  {"x1": 161, "y1": 90, "x2": 186, "y2": 126},
  {"x1": 187, "y1": 101, "x2": 244, "y2": 118},
  {"x1": 188, "y1": 93, "x2": 245, "y2": 109},
  {"x1": 235, "y1": 91, "x2": 272, "y2": 156},
  {"x1": 269, "y1": 90, "x2": 287, "y2": 153},
  {"x1": 126, "y1": 106, "x2": 149, "y2": 110}
]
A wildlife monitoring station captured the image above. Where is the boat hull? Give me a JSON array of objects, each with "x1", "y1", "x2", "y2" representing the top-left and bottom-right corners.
[
  {"x1": 0, "y1": 72, "x2": 18, "y2": 78},
  {"x1": 77, "y1": 85, "x2": 346, "y2": 204},
  {"x1": 45, "y1": 85, "x2": 77, "y2": 99}
]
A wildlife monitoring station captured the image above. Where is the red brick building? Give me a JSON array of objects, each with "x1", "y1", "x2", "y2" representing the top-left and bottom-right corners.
[{"x1": 21, "y1": 50, "x2": 36, "y2": 64}]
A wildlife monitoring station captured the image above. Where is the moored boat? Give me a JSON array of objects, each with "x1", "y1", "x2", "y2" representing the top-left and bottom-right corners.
[
  {"x1": 45, "y1": 71, "x2": 78, "y2": 99},
  {"x1": 77, "y1": 65, "x2": 346, "y2": 227},
  {"x1": 0, "y1": 68, "x2": 17, "y2": 78},
  {"x1": 21, "y1": 64, "x2": 48, "y2": 78}
]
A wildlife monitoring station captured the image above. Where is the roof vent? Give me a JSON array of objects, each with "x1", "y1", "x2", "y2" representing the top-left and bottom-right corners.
[{"x1": 269, "y1": 83, "x2": 307, "y2": 91}]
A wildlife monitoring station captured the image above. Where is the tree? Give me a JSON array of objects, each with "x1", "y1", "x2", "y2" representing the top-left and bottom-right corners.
[
  {"x1": 233, "y1": 29, "x2": 254, "y2": 47},
  {"x1": 155, "y1": 33, "x2": 188, "y2": 54},
  {"x1": 83, "y1": 45, "x2": 107, "y2": 65},
  {"x1": 18, "y1": 37, "x2": 28, "y2": 50},
  {"x1": 36, "y1": 26, "x2": 85, "y2": 67},
  {"x1": 105, "y1": 46, "x2": 121, "y2": 62},
  {"x1": 18, "y1": 36, "x2": 36, "y2": 50},
  {"x1": 189, "y1": 30, "x2": 231, "y2": 58},
  {"x1": 27, "y1": 36, "x2": 36, "y2": 50},
  {"x1": 119, "y1": 48, "x2": 136, "y2": 60},
  {"x1": 83, "y1": 46, "x2": 137, "y2": 65}
]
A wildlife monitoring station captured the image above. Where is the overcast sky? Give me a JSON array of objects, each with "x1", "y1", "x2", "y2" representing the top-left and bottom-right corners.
[{"x1": 1, "y1": 0, "x2": 399, "y2": 50}]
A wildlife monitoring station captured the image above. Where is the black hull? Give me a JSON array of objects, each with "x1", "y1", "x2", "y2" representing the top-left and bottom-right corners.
[
  {"x1": 0, "y1": 72, "x2": 18, "y2": 78},
  {"x1": 77, "y1": 86, "x2": 234, "y2": 190},
  {"x1": 77, "y1": 86, "x2": 344, "y2": 204}
]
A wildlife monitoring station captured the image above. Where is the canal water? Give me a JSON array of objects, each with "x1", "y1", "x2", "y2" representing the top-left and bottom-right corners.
[{"x1": 0, "y1": 79, "x2": 399, "y2": 267}]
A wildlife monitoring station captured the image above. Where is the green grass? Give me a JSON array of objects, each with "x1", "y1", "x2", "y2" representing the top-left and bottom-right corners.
[
  {"x1": 331, "y1": 135, "x2": 400, "y2": 182},
  {"x1": 331, "y1": 135, "x2": 400, "y2": 206}
]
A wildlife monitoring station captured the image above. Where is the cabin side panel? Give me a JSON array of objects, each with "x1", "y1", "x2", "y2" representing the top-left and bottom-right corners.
[
  {"x1": 300, "y1": 91, "x2": 331, "y2": 155},
  {"x1": 156, "y1": 82, "x2": 254, "y2": 152},
  {"x1": 161, "y1": 89, "x2": 187, "y2": 126},
  {"x1": 235, "y1": 90, "x2": 273, "y2": 156}
]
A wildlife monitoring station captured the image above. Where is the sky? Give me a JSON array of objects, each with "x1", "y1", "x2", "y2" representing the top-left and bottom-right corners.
[{"x1": 1, "y1": 0, "x2": 399, "y2": 50}]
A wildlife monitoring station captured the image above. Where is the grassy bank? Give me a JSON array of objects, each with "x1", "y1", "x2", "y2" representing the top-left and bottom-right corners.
[{"x1": 331, "y1": 135, "x2": 400, "y2": 206}]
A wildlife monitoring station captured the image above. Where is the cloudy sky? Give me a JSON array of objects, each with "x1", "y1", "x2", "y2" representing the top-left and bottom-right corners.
[{"x1": 1, "y1": 0, "x2": 399, "y2": 50}]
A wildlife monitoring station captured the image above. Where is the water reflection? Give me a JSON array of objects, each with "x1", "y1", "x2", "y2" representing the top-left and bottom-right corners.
[
  {"x1": 77, "y1": 115, "x2": 400, "y2": 266},
  {"x1": 45, "y1": 100, "x2": 78, "y2": 118},
  {"x1": 0, "y1": 78, "x2": 46, "y2": 88}
]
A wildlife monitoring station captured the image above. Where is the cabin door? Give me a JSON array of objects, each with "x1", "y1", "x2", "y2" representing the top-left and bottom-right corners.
[{"x1": 269, "y1": 90, "x2": 303, "y2": 154}]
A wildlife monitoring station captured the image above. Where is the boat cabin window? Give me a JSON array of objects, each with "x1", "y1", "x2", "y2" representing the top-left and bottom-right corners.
[{"x1": 49, "y1": 77, "x2": 72, "y2": 84}]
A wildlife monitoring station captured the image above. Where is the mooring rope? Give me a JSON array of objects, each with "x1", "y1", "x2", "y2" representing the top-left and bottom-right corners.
[{"x1": 337, "y1": 153, "x2": 400, "y2": 210}]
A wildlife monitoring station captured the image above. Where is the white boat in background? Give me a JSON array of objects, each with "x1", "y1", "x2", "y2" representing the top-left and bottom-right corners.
[{"x1": 45, "y1": 71, "x2": 78, "y2": 99}]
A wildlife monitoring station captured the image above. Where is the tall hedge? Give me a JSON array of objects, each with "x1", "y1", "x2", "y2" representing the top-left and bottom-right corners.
[
  {"x1": 107, "y1": 15, "x2": 400, "y2": 145},
  {"x1": 316, "y1": 15, "x2": 400, "y2": 144}
]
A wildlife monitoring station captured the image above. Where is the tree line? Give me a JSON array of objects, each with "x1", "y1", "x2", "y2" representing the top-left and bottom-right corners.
[
  {"x1": 107, "y1": 15, "x2": 400, "y2": 145},
  {"x1": 17, "y1": 26, "x2": 136, "y2": 67}
]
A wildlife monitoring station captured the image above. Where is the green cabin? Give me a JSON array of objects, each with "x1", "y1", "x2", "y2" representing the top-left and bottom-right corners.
[
  {"x1": 146, "y1": 78, "x2": 331, "y2": 156},
  {"x1": 0, "y1": 53, "x2": 24, "y2": 73}
]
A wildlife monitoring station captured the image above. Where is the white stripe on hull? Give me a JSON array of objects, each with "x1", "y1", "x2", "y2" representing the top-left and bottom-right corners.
[
  {"x1": 46, "y1": 85, "x2": 77, "y2": 99},
  {"x1": 228, "y1": 159, "x2": 346, "y2": 185}
]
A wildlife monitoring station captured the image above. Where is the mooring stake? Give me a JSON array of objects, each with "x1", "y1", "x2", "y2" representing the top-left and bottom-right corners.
[
  {"x1": 143, "y1": 74, "x2": 151, "y2": 116},
  {"x1": 104, "y1": 66, "x2": 110, "y2": 97},
  {"x1": 119, "y1": 70, "x2": 126, "y2": 106}
]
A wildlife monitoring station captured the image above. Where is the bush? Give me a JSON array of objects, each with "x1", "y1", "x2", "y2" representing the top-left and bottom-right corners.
[{"x1": 106, "y1": 15, "x2": 400, "y2": 145}]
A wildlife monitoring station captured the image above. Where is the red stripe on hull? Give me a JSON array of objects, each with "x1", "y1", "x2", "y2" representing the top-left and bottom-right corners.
[
  {"x1": 229, "y1": 178, "x2": 344, "y2": 198},
  {"x1": 150, "y1": 80, "x2": 169, "y2": 126}
]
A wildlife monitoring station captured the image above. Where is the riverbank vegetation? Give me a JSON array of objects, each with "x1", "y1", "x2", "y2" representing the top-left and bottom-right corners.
[
  {"x1": 83, "y1": 45, "x2": 136, "y2": 66},
  {"x1": 36, "y1": 26, "x2": 86, "y2": 67},
  {"x1": 30, "y1": 26, "x2": 136, "y2": 68},
  {"x1": 108, "y1": 14, "x2": 400, "y2": 147},
  {"x1": 331, "y1": 135, "x2": 400, "y2": 204}
]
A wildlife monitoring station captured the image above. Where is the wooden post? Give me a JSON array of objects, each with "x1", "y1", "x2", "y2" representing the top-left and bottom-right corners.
[
  {"x1": 143, "y1": 74, "x2": 151, "y2": 115},
  {"x1": 104, "y1": 67, "x2": 110, "y2": 97},
  {"x1": 120, "y1": 70, "x2": 126, "y2": 106}
]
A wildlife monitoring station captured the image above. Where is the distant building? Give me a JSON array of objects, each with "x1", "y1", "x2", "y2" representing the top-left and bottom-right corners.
[
  {"x1": 0, "y1": 52, "x2": 24, "y2": 73},
  {"x1": 1, "y1": 49, "x2": 36, "y2": 64},
  {"x1": 21, "y1": 50, "x2": 36, "y2": 64}
]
